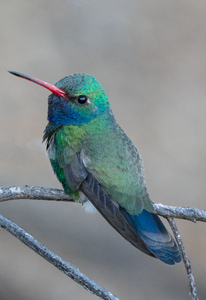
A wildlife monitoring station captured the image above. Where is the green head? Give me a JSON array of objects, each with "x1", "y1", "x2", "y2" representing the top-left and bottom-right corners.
[
  {"x1": 52, "y1": 73, "x2": 110, "y2": 125},
  {"x1": 9, "y1": 71, "x2": 110, "y2": 126}
]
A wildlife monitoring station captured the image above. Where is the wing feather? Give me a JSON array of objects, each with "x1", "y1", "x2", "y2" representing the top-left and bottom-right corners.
[{"x1": 65, "y1": 152, "x2": 154, "y2": 256}]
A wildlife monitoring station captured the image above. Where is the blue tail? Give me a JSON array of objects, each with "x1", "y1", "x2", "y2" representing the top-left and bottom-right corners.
[{"x1": 121, "y1": 209, "x2": 181, "y2": 265}]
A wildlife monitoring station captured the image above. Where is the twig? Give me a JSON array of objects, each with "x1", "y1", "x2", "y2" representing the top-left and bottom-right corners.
[
  {"x1": 0, "y1": 213, "x2": 119, "y2": 300},
  {"x1": 0, "y1": 186, "x2": 206, "y2": 223},
  {"x1": 153, "y1": 202, "x2": 206, "y2": 223},
  {"x1": 167, "y1": 217, "x2": 198, "y2": 300},
  {"x1": 0, "y1": 186, "x2": 73, "y2": 202}
]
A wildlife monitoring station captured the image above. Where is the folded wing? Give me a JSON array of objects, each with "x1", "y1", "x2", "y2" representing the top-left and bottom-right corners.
[{"x1": 63, "y1": 152, "x2": 181, "y2": 264}]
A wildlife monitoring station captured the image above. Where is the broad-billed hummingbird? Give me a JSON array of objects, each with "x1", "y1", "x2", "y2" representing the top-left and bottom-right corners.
[{"x1": 9, "y1": 71, "x2": 181, "y2": 265}]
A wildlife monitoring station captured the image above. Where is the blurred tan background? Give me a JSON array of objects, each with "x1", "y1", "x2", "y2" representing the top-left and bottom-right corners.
[{"x1": 0, "y1": 0, "x2": 206, "y2": 299}]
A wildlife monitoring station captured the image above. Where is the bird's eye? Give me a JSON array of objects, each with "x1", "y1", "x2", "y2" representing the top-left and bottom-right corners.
[{"x1": 77, "y1": 95, "x2": 88, "y2": 105}]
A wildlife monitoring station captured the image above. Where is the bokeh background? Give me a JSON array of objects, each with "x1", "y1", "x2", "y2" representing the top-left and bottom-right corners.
[{"x1": 0, "y1": 0, "x2": 206, "y2": 299}]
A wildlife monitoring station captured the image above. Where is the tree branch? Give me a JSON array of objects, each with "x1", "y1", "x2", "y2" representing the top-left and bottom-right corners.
[
  {"x1": 0, "y1": 185, "x2": 203, "y2": 299},
  {"x1": 167, "y1": 217, "x2": 198, "y2": 300},
  {"x1": 0, "y1": 186, "x2": 73, "y2": 202},
  {"x1": 0, "y1": 213, "x2": 119, "y2": 300},
  {"x1": 153, "y1": 202, "x2": 206, "y2": 223},
  {"x1": 0, "y1": 186, "x2": 205, "y2": 223}
]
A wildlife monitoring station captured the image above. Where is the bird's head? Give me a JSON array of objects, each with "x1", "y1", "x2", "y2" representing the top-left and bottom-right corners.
[{"x1": 9, "y1": 71, "x2": 110, "y2": 126}]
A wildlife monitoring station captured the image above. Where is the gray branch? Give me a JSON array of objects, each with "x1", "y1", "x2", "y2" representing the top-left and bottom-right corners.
[
  {"x1": 167, "y1": 217, "x2": 198, "y2": 300},
  {"x1": 0, "y1": 185, "x2": 204, "y2": 299},
  {"x1": 0, "y1": 213, "x2": 119, "y2": 300},
  {"x1": 0, "y1": 186, "x2": 73, "y2": 202},
  {"x1": 153, "y1": 202, "x2": 206, "y2": 223},
  {"x1": 0, "y1": 186, "x2": 205, "y2": 223}
]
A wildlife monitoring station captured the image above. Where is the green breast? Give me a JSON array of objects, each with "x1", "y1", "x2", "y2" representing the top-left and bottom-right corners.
[
  {"x1": 49, "y1": 125, "x2": 86, "y2": 199},
  {"x1": 49, "y1": 114, "x2": 154, "y2": 214}
]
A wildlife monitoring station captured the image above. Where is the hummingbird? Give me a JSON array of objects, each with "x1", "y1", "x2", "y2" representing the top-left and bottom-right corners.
[{"x1": 9, "y1": 71, "x2": 181, "y2": 265}]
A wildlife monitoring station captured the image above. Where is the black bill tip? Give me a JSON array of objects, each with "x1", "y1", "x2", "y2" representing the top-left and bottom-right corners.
[{"x1": 8, "y1": 71, "x2": 25, "y2": 77}]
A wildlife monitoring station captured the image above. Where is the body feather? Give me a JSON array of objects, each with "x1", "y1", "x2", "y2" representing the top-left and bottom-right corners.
[{"x1": 44, "y1": 97, "x2": 181, "y2": 264}]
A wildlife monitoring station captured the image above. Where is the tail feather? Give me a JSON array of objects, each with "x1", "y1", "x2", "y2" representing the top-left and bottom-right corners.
[{"x1": 121, "y1": 209, "x2": 181, "y2": 265}]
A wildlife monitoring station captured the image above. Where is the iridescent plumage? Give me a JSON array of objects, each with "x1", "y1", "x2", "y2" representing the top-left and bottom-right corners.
[{"x1": 10, "y1": 71, "x2": 181, "y2": 265}]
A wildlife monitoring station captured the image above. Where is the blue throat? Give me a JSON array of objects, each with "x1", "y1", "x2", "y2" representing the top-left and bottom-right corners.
[{"x1": 48, "y1": 94, "x2": 94, "y2": 126}]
